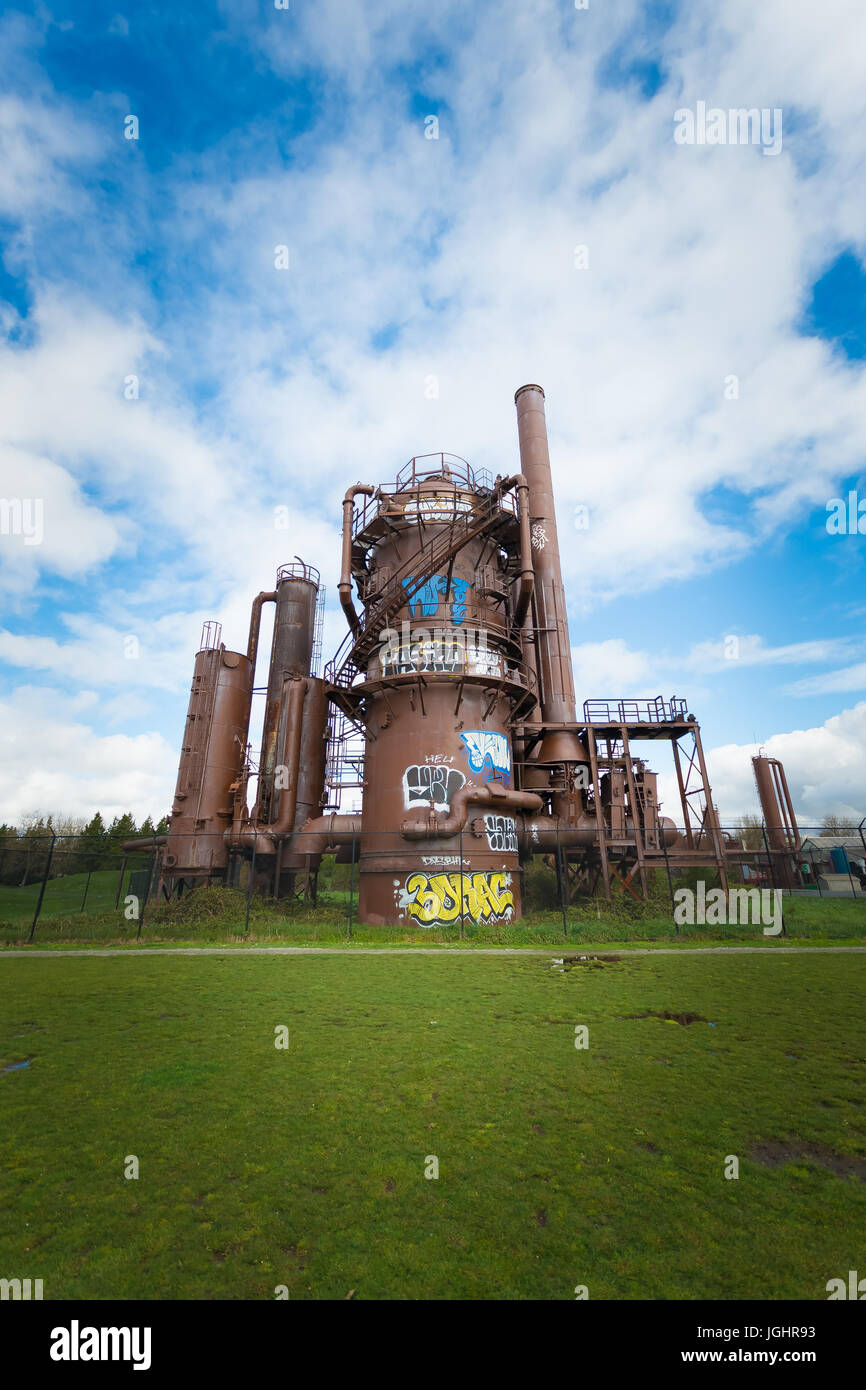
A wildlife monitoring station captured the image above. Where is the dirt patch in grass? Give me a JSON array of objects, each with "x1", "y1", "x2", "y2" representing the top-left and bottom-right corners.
[{"x1": 751, "y1": 1141, "x2": 866, "y2": 1181}]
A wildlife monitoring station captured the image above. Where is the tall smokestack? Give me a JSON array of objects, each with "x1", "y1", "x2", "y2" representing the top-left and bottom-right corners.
[{"x1": 514, "y1": 384, "x2": 587, "y2": 764}]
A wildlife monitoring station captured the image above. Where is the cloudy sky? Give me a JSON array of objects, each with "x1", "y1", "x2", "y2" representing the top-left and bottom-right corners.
[{"x1": 0, "y1": 0, "x2": 864, "y2": 828}]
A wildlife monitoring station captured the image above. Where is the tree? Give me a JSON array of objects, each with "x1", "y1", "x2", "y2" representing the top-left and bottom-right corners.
[
  {"x1": 80, "y1": 813, "x2": 110, "y2": 872},
  {"x1": 821, "y1": 814, "x2": 858, "y2": 834},
  {"x1": 155, "y1": 815, "x2": 169, "y2": 834},
  {"x1": 736, "y1": 814, "x2": 764, "y2": 851},
  {"x1": 0, "y1": 823, "x2": 20, "y2": 886},
  {"x1": 107, "y1": 814, "x2": 138, "y2": 863}
]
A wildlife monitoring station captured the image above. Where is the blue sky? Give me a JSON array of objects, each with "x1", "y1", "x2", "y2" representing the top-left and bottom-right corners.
[{"x1": 0, "y1": 0, "x2": 865, "y2": 826}]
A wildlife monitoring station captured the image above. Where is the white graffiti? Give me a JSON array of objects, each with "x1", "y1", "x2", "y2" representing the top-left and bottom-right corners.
[
  {"x1": 422, "y1": 855, "x2": 471, "y2": 867},
  {"x1": 403, "y1": 764, "x2": 466, "y2": 810},
  {"x1": 531, "y1": 522, "x2": 548, "y2": 550},
  {"x1": 382, "y1": 638, "x2": 463, "y2": 677},
  {"x1": 484, "y1": 814, "x2": 518, "y2": 853}
]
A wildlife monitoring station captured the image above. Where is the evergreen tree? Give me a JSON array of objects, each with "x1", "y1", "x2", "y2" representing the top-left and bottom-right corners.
[
  {"x1": 107, "y1": 813, "x2": 137, "y2": 862},
  {"x1": 80, "y1": 812, "x2": 109, "y2": 872}
]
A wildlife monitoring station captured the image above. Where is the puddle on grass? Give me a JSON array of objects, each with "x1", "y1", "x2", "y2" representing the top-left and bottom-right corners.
[
  {"x1": 1, "y1": 1057, "x2": 32, "y2": 1074},
  {"x1": 750, "y1": 1141, "x2": 866, "y2": 1182},
  {"x1": 626, "y1": 1010, "x2": 708, "y2": 1026},
  {"x1": 546, "y1": 954, "x2": 624, "y2": 973}
]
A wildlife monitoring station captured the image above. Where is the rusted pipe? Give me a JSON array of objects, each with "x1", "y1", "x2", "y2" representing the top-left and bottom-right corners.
[
  {"x1": 268, "y1": 676, "x2": 307, "y2": 838},
  {"x1": 289, "y1": 813, "x2": 363, "y2": 860},
  {"x1": 247, "y1": 591, "x2": 277, "y2": 669},
  {"x1": 401, "y1": 783, "x2": 543, "y2": 839},
  {"x1": 339, "y1": 484, "x2": 375, "y2": 637},
  {"x1": 499, "y1": 473, "x2": 534, "y2": 627},
  {"x1": 122, "y1": 835, "x2": 168, "y2": 853}
]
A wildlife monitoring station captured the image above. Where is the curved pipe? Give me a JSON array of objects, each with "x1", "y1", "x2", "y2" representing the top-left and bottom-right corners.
[
  {"x1": 401, "y1": 783, "x2": 543, "y2": 840},
  {"x1": 499, "y1": 473, "x2": 535, "y2": 628},
  {"x1": 339, "y1": 484, "x2": 375, "y2": 637},
  {"x1": 288, "y1": 813, "x2": 363, "y2": 861},
  {"x1": 247, "y1": 590, "x2": 277, "y2": 670}
]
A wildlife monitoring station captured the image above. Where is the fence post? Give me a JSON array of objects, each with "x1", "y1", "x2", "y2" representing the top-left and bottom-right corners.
[
  {"x1": 661, "y1": 826, "x2": 676, "y2": 921},
  {"x1": 245, "y1": 830, "x2": 258, "y2": 936},
  {"x1": 115, "y1": 854, "x2": 127, "y2": 908},
  {"x1": 556, "y1": 822, "x2": 567, "y2": 941},
  {"x1": 80, "y1": 870, "x2": 92, "y2": 913},
  {"x1": 762, "y1": 824, "x2": 785, "y2": 936},
  {"x1": 137, "y1": 838, "x2": 157, "y2": 939},
  {"x1": 29, "y1": 825, "x2": 57, "y2": 941},
  {"x1": 459, "y1": 826, "x2": 465, "y2": 941},
  {"x1": 347, "y1": 827, "x2": 355, "y2": 940}
]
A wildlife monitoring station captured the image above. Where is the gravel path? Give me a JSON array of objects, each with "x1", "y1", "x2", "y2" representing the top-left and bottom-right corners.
[{"x1": 2, "y1": 945, "x2": 865, "y2": 959}]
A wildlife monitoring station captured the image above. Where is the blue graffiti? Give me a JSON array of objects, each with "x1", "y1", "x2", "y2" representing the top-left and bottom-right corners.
[
  {"x1": 402, "y1": 574, "x2": 471, "y2": 624},
  {"x1": 449, "y1": 577, "x2": 470, "y2": 624},
  {"x1": 460, "y1": 731, "x2": 511, "y2": 784}
]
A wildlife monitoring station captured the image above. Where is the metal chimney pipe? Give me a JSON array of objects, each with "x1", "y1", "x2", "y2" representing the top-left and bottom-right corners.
[{"x1": 514, "y1": 384, "x2": 587, "y2": 763}]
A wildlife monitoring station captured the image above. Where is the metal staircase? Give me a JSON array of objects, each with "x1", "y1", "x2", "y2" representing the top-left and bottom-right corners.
[{"x1": 326, "y1": 489, "x2": 515, "y2": 689}]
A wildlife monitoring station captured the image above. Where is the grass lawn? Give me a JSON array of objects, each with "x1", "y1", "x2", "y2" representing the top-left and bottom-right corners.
[{"x1": 1, "y1": 953, "x2": 865, "y2": 1299}]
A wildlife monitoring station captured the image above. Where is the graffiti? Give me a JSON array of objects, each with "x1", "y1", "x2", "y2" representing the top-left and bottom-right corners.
[
  {"x1": 425, "y1": 753, "x2": 454, "y2": 764},
  {"x1": 401, "y1": 574, "x2": 471, "y2": 624},
  {"x1": 403, "y1": 493, "x2": 473, "y2": 522},
  {"x1": 448, "y1": 577, "x2": 470, "y2": 623},
  {"x1": 464, "y1": 640, "x2": 502, "y2": 678},
  {"x1": 530, "y1": 822, "x2": 540, "y2": 843},
  {"x1": 531, "y1": 523, "x2": 548, "y2": 550},
  {"x1": 421, "y1": 855, "x2": 470, "y2": 867},
  {"x1": 382, "y1": 638, "x2": 464, "y2": 677},
  {"x1": 460, "y1": 730, "x2": 511, "y2": 782},
  {"x1": 397, "y1": 871, "x2": 514, "y2": 925},
  {"x1": 403, "y1": 764, "x2": 466, "y2": 811},
  {"x1": 484, "y1": 814, "x2": 518, "y2": 853}
]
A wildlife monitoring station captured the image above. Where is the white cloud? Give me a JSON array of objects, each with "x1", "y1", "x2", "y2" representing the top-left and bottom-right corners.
[
  {"x1": 0, "y1": 685, "x2": 176, "y2": 824},
  {"x1": 657, "y1": 702, "x2": 866, "y2": 826}
]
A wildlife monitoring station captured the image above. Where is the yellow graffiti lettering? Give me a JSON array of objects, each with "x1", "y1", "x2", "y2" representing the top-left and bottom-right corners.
[{"x1": 404, "y1": 871, "x2": 514, "y2": 924}]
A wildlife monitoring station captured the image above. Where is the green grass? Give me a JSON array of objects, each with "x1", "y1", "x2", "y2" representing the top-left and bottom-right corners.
[{"x1": 1, "y1": 953, "x2": 865, "y2": 1298}]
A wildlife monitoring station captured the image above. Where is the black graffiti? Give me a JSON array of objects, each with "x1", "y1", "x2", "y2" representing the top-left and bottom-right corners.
[
  {"x1": 403, "y1": 764, "x2": 466, "y2": 809},
  {"x1": 484, "y1": 814, "x2": 518, "y2": 853}
]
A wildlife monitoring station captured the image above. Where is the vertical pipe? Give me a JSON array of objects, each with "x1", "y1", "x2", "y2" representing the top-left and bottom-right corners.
[{"x1": 513, "y1": 385, "x2": 587, "y2": 765}]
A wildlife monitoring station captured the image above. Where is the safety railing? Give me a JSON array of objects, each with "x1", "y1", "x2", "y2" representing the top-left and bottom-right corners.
[{"x1": 583, "y1": 696, "x2": 690, "y2": 724}]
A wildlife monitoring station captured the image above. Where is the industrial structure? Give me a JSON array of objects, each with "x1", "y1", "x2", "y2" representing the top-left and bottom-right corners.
[{"x1": 138, "y1": 385, "x2": 823, "y2": 924}]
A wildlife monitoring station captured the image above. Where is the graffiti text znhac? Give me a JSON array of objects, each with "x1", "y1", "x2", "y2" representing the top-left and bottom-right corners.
[{"x1": 401, "y1": 871, "x2": 514, "y2": 924}]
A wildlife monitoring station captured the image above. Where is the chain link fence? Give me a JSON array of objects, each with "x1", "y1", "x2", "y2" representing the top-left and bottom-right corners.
[{"x1": 0, "y1": 825, "x2": 863, "y2": 944}]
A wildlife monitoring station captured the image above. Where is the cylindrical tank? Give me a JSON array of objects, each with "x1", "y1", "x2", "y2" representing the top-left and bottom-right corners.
[
  {"x1": 280, "y1": 676, "x2": 330, "y2": 873},
  {"x1": 353, "y1": 462, "x2": 529, "y2": 926},
  {"x1": 166, "y1": 639, "x2": 253, "y2": 878},
  {"x1": 257, "y1": 564, "x2": 320, "y2": 823},
  {"x1": 752, "y1": 754, "x2": 799, "y2": 889}
]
